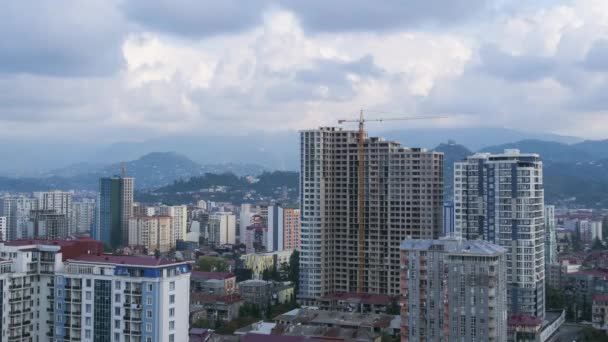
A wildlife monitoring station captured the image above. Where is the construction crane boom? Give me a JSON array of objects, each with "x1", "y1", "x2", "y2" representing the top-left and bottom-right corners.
[{"x1": 338, "y1": 109, "x2": 444, "y2": 294}]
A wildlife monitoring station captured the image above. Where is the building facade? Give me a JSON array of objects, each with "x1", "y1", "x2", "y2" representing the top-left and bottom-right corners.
[
  {"x1": 1, "y1": 196, "x2": 39, "y2": 241},
  {"x1": 283, "y1": 208, "x2": 300, "y2": 251},
  {"x1": 454, "y1": 149, "x2": 545, "y2": 319},
  {"x1": 95, "y1": 177, "x2": 134, "y2": 248},
  {"x1": 158, "y1": 205, "x2": 187, "y2": 246},
  {"x1": 72, "y1": 199, "x2": 97, "y2": 235},
  {"x1": 28, "y1": 209, "x2": 69, "y2": 239},
  {"x1": 34, "y1": 191, "x2": 73, "y2": 233},
  {"x1": 299, "y1": 127, "x2": 444, "y2": 302},
  {"x1": 545, "y1": 205, "x2": 557, "y2": 266},
  {"x1": 267, "y1": 206, "x2": 301, "y2": 252},
  {"x1": 128, "y1": 216, "x2": 173, "y2": 254},
  {"x1": 400, "y1": 238, "x2": 508, "y2": 342},
  {"x1": 0, "y1": 216, "x2": 6, "y2": 241},
  {"x1": 208, "y1": 213, "x2": 236, "y2": 246}
]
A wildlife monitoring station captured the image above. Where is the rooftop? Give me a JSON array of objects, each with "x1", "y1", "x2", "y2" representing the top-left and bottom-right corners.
[
  {"x1": 191, "y1": 293, "x2": 244, "y2": 305},
  {"x1": 274, "y1": 308, "x2": 396, "y2": 329},
  {"x1": 5, "y1": 236, "x2": 97, "y2": 247},
  {"x1": 401, "y1": 237, "x2": 506, "y2": 256},
  {"x1": 68, "y1": 254, "x2": 186, "y2": 267},
  {"x1": 319, "y1": 293, "x2": 393, "y2": 306},
  {"x1": 508, "y1": 313, "x2": 542, "y2": 328},
  {"x1": 594, "y1": 294, "x2": 608, "y2": 302},
  {"x1": 191, "y1": 271, "x2": 235, "y2": 280}
]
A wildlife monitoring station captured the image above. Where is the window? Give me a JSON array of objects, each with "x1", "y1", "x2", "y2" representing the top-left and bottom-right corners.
[
  {"x1": 86, "y1": 304, "x2": 91, "y2": 313},
  {"x1": 146, "y1": 310, "x2": 152, "y2": 319},
  {"x1": 56, "y1": 314, "x2": 62, "y2": 323},
  {"x1": 147, "y1": 338, "x2": 152, "y2": 342},
  {"x1": 56, "y1": 302, "x2": 62, "y2": 310},
  {"x1": 169, "y1": 281, "x2": 175, "y2": 291},
  {"x1": 114, "y1": 333, "x2": 120, "y2": 341},
  {"x1": 115, "y1": 281, "x2": 121, "y2": 290},
  {"x1": 114, "y1": 320, "x2": 120, "y2": 329},
  {"x1": 85, "y1": 330, "x2": 91, "y2": 338},
  {"x1": 114, "y1": 294, "x2": 121, "y2": 302},
  {"x1": 147, "y1": 296, "x2": 152, "y2": 305},
  {"x1": 169, "y1": 334, "x2": 174, "y2": 342},
  {"x1": 86, "y1": 291, "x2": 92, "y2": 300},
  {"x1": 86, "y1": 279, "x2": 91, "y2": 287},
  {"x1": 169, "y1": 308, "x2": 175, "y2": 318},
  {"x1": 169, "y1": 321, "x2": 175, "y2": 330},
  {"x1": 114, "y1": 307, "x2": 120, "y2": 316},
  {"x1": 85, "y1": 317, "x2": 91, "y2": 326},
  {"x1": 146, "y1": 323, "x2": 152, "y2": 332},
  {"x1": 169, "y1": 294, "x2": 175, "y2": 304},
  {"x1": 147, "y1": 283, "x2": 153, "y2": 292}
]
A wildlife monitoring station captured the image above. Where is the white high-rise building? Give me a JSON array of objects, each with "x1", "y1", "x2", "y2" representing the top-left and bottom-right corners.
[
  {"x1": 299, "y1": 127, "x2": 443, "y2": 303},
  {"x1": 128, "y1": 216, "x2": 173, "y2": 253},
  {"x1": 71, "y1": 199, "x2": 96, "y2": 234},
  {"x1": 454, "y1": 149, "x2": 545, "y2": 319},
  {"x1": 34, "y1": 191, "x2": 73, "y2": 232},
  {"x1": 158, "y1": 205, "x2": 187, "y2": 247},
  {"x1": 0, "y1": 216, "x2": 6, "y2": 241},
  {"x1": 545, "y1": 205, "x2": 557, "y2": 266},
  {"x1": 1, "y1": 196, "x2": 39, "y2": 240},
  {"x1": 208, "y1": 212, "x2": 236, "y2": 246}
]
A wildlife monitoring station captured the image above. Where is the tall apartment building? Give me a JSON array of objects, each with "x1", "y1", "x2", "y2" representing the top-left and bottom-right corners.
[
  {"x1": 0, "y1": 216, "x2": 6, "y2": 241},
  {"x1": 454, "y1": 149, "x2": 545, "y2": 319},
  {"x1": 443, "y1": 202, "x2": 455, "y2": 237},
  {"x1": 545, "y1": 205, "x2": 557, "y2": 266},
  {"x1": 28, "y1": 209, "x2": 69, "y2": 239},
  {"x1": 578, "y1": 220, "x2": 603, "y2": 243},
  {"x1": 34, "y1": 191, "x2": 73, "y2": 233},
  {"x1": 266, "y1": 206, "x2": 301, "y2": 252},
  {"x1": 208, "y1": 213, "x2": 236, "y2": 246},
  {"x1": 0, "y1": 239, "x2": 190, "y2": 342},
  {"x1": 299, "y1": 127, "x2": 443, "y2": 303},
  {"x1": 0, "y1": 196, "x2": 39, "y2": 241},
  {"x1": 400, "y1": 238, "x2": 508, "y2": 342},
  {"x1": 95, "y1": 176, "x2": 134, "y2": 248},
  {"x1": 158, "y1": 205, "x2": 187, "y2": 245},
  {"x1": 128, "y1": 216, "x2": 173, "y2": 254},
  {"x1": 72, "y1": 199, "x2": 96, "y2": 234}
]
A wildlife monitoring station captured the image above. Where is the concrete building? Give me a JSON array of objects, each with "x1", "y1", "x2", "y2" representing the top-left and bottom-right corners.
[
  {"x1": 1, "y1": 196, "x2": 38, "y2": 240},
  {"x1": 28, "y1": 209, "x2": 69, "y2": 239},
  {"x1": 400, "y1": 238, "x2": 508, "y2": 342},
  {"x1": 72, "y1": 199, "x2": 96, "y2": 234},
  {"x1": 283, "y1": 208, "x2": 300, "y2": 251},
  {"x1": 190, "y1": 293, "x2": 244, "y2": 324},
  {"x1": 95, "y1": 176, "x2": 134, "y2": 248},
  {"x1": 545, "y1": 205, "x2": 557, "y2": 266},
  {"x1": 593, "y1": 294, "x2": 608, "y2": 332},
  {"x1": 443, "y1": 202, "x2": 455, "y2": 237},
  {"x1": 240, "y1": 204, "x2": 257, "y2": 244},
  {"x1": 158, "y1": 205, "x2": 187, "y2": 246},
  {"x1": 245, "y1": 217, "x2": 267, "y2": 253},
  {"x1": 579, "y1": 220, "x2": 602, "y2": 243},
  {"x1": 34, "y1": 191, "x2": 73, "y2": 233},
  {"x1": 267, "y1": 206, "x2": 301, "y2": 252},
  {"x1": 239, "y1": 280, "x2": 295, "y2": 309},
  {"x1": 0, "y1": 216, "x2": 6, "y2": 241},
  {"x1": 299, "y1": 127, "x2": 444, "y2": 303},
  {"x1": 454, "y1": 149, "x2": 545, "y2": 319},
  {"x1": 317, "y1": 293, "x2": 393, "y2": 314},
  {"x1": 191, "y1": 271, "x2": 237, "y2": 295},
  {"x1": 241, "y1": 250, "x2": 292, "y2": 280},
  {"x1": 128, "y1": 216, "x2": 173, "y2": 254},
  {"x1": 208, "y1": 212, "x2": 236, "y2": 246}
]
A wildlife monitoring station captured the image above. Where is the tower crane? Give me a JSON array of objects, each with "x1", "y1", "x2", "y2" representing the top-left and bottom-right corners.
[{"x1": 338, "y1": 109, "x2": 444, "y2": 293}]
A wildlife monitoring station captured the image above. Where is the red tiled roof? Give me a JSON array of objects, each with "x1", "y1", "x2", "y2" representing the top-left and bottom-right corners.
[
  {"x1": 594, "y1": 294, "x2": 608, "y2": 302},
  {"x1": 191, "y1": 271, "x2": 235, "y2": 280},
  {"x1": 242, "y1": 334, "x2": 342, "y2": 342},
  {"x1": 508, "y1": 313, "x2": 542, "y2": 327},
  {"x1": 571, "y1": 269, "x2": 608, "y2": 278},
  {"x1": 319, "y1": 292, "x2": 393, "y2": 306},
  {"x1": 5, "y1": 236, "x2": 96, "y2": 247},
  {"x1": 4, "y1": 237, "x2": 103, "y2": 261},
  {"x1": 68, "y1": 254, "x2": 184, "y2": 267}
]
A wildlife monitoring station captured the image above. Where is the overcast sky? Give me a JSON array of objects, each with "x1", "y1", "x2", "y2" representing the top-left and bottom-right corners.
[{"x1": 2, "y1": 0, "x2": 608, "y2": 142}]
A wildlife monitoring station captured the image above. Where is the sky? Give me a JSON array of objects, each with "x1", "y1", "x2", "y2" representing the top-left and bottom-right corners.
[{"x1": 2, "y1": 0, "x2": 608, "y2": 142}]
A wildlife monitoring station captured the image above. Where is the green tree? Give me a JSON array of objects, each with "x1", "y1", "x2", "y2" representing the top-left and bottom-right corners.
[
  {"x1": 582, "y1": 326, "x2": 608, "y2": 342},
  {"x1": 545, "y1": 286, "x2": 565, "y2": 310},
  {"x1": 197, "y1": 256, "x2": 229, "y2": 272},
  {"x1": 386, "y1": 300, "x2": 400, "y2": 315},
  {"x1": 154, "y1": 249, "x2": 161, "y2": 258},
  {"x1": 288, "y1": 250, "x2": 300, "y2": 293}
]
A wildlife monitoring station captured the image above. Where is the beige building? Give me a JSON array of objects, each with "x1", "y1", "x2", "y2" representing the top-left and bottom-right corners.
[
  {"x1": 283, "y1": 208, "x2": 300, "y2": 251},
  {"x1": 158, "y1": 205, "x2": 187, "y2": 246},
  {"x1": 299, "y1": 127, "x2": 443, "y2": 302},
  {"x1": 128, "y1": 216, "x2": 172, "y2": 253}
]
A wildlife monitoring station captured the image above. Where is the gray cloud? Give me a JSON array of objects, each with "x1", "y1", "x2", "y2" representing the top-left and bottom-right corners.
[
  {"x1": 122, "y1": 0, "x2": 269, "y2": 38},
  {"x1": 477, "y1": 45, "x2": 556, "y2": 82},
  {"x1": 0, "y1": 0, "x2": 126, "y2": 77},
  {"x1": 279, "y1": 0, "x2": 491, "y2": 32},
  {"x1": 581, "y1": 39, "x2": 608, "y2": 72}
]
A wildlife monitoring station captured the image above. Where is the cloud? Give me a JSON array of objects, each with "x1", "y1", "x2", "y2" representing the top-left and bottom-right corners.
[
  {"x1": 121, "y1": 0, "x2": 269, "y2": 38},
  {"x1": 0, "y1": 0, "x2": 126, "y2": 77},
  {"x1": 477, "y1": 45, "x2": 556, "y2": 82},
  {"x1": 581, "y1": 39, "x2": 608, "y2": 72},
  {"x1": 279, "y1": 0, "x2": 492, "y2": 33}
]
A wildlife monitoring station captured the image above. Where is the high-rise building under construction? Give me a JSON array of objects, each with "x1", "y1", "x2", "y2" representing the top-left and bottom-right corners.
[{"x1": 299, "y1": 127, "x2": 443, "y2": 303}]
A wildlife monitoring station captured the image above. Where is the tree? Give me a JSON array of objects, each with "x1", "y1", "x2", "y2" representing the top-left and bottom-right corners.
[
  {"x1": 593, "y1": 237, "x2": 605, "y2": 250},
  {"x1": 197, "y1": 256, "x2": 229, "y2": 272},
  {"x1": 545, "y1": 285, "x2": 565, "y2": 310},
  {"x1": 154, "y1": 249, "x2": 161, "y2": 258},
  {"x1": 288, "y1": 250, "x2": 300, "y2": 293},
  {"x1": 386, "y1": 300, "x2": 400, "y2": 315}
]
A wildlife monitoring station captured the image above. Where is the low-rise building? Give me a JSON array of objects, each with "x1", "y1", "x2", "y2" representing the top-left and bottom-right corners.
[
  {"x1": 190, "y1": 293, "x2": 244, "y2": 323},
  {"x1": 240, "y1": 250, "x2": 292, "y2": 279},
  {"x1": 317, "y1": 293, "x2": 394, "y2": 314},
  {"x1": 593, "y1": 294, "x2": 608, "y2": 332},
  {"x1": 238, "y1": 280, "x2": 294, "y2": 309},
  {"x1": 191, "y1": 271, "x2": 237, "y2": 295}
]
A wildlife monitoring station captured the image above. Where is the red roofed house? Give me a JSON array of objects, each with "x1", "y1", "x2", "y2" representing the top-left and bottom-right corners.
[{"x1": 507, "y1": 313, "x2": 542, "y2": 342}]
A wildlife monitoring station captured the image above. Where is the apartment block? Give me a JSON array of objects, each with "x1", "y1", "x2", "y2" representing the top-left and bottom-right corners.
[
  {"x1": 128, "y1": 216, "x2": 173, "y2": 254},
  {"x1": 299, "y1": 127, "x2": 443, "y2": 303},
  {"x1": 34, "y1": 191, "x2": 73, "y2": 233},
  {"x1": 400, "y1": 238, "x2": 507, "y2": 342},
  {"x1": 72, "y1": 199, "x2": 96, "y2": 235},
  {"x1": 208, "y1": 212, "x2": 236, "y2": 246},
  {"x1": 545, "y1": 205, "x2": 557, "y2": 266},
  {"x1": 454, "y1": 149, "x2": 545, "y2": 319},
  {"x1": 95, "y1": 177, "x2": 134, "y2": 248},
  {"x1": 0, "y1": 216, "x2": 6, "y2": 241},
  {"x1": 157, "y1": 205, "x2": 187, "y2": 246}
]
